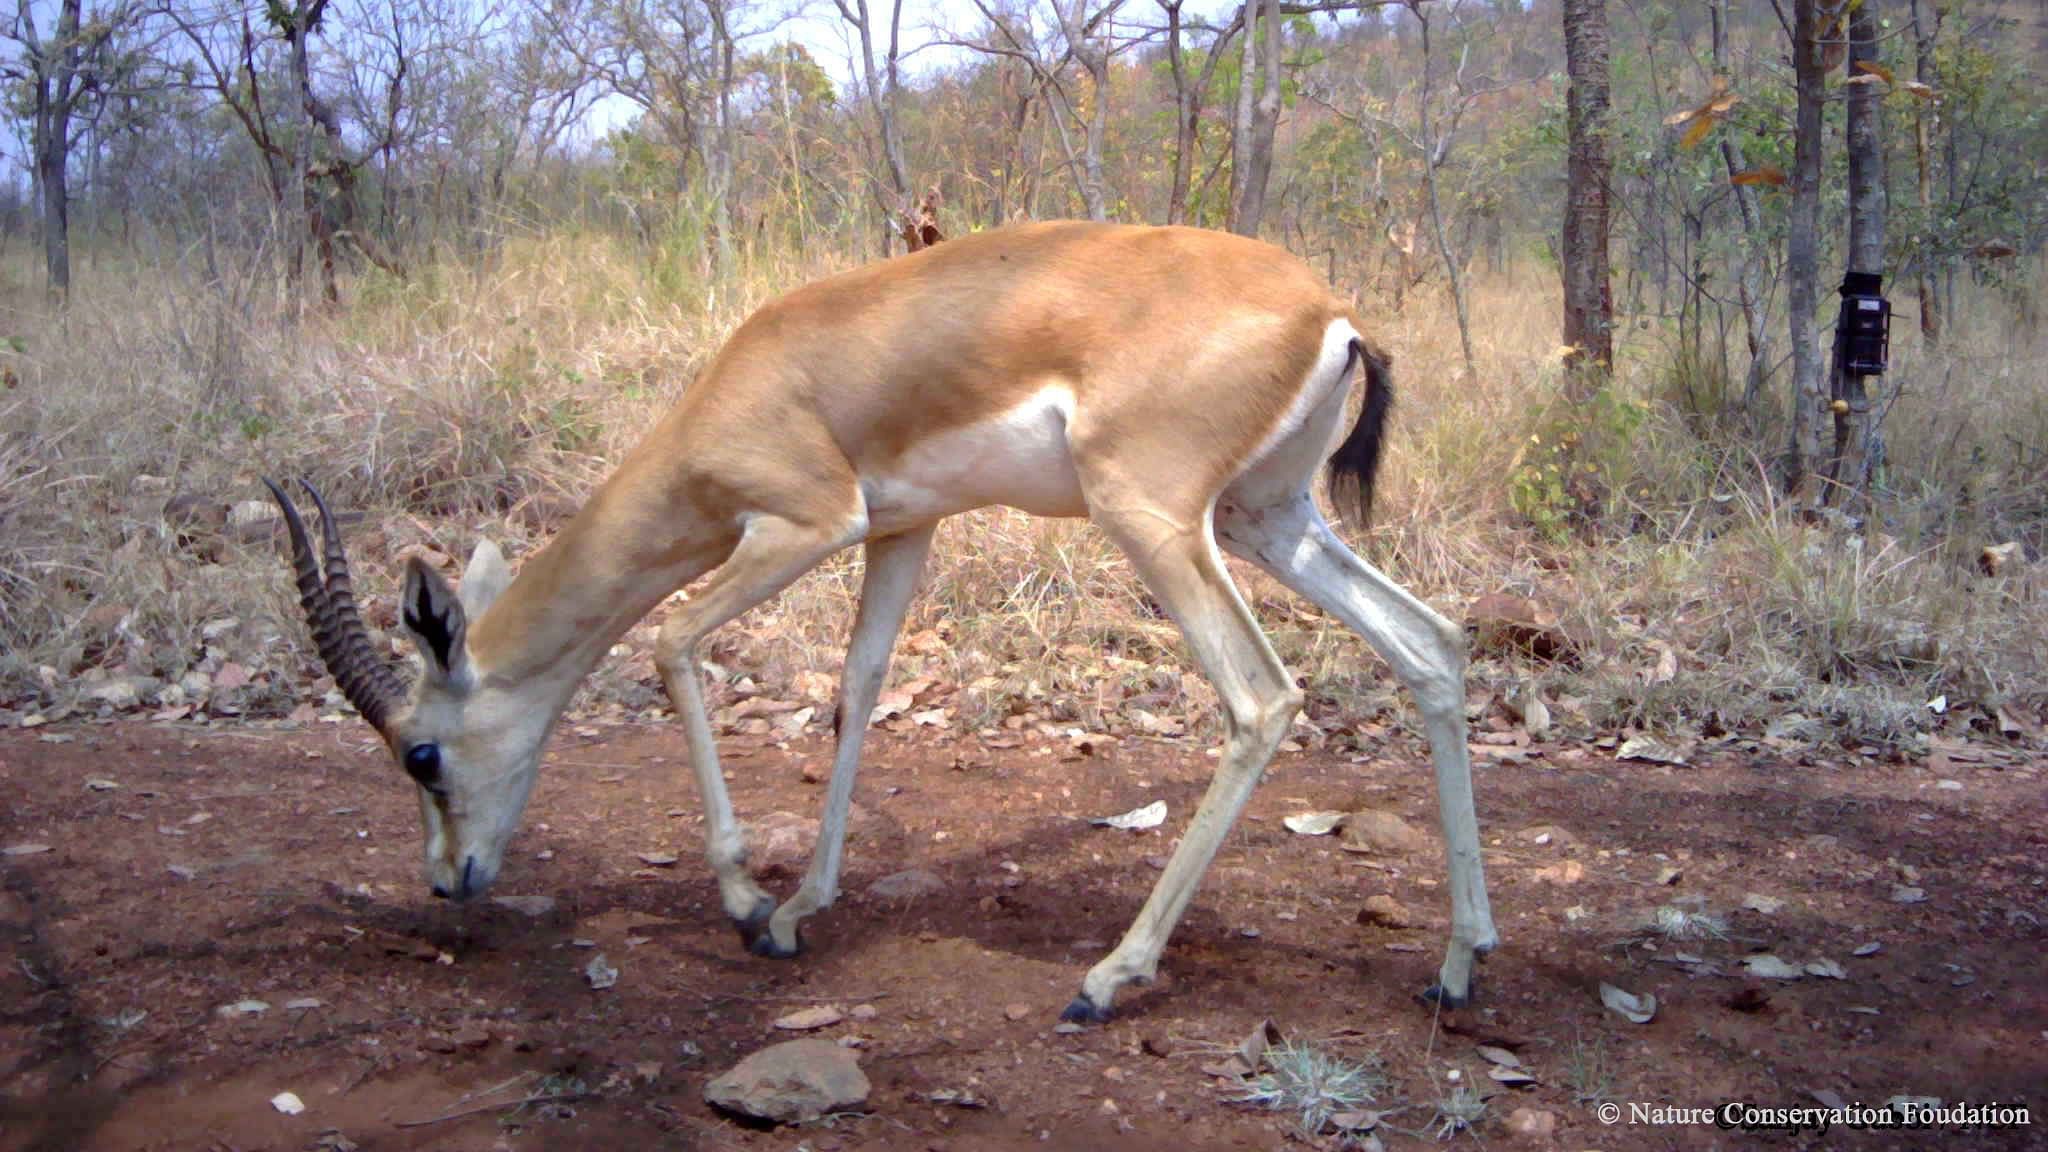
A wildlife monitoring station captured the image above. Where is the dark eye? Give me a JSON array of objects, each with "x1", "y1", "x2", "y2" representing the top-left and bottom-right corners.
[{"x1": 403, "y1": 743, "x2": 442, "y2": 789}]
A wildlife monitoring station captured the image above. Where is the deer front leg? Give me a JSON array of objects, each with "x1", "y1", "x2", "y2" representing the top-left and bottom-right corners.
[
  {"x1": 764, "y1": 524, "x2": 935, "y2": 955},
  {"x1": 656, "y1": 514, "x2": 861, "y2": 953}
]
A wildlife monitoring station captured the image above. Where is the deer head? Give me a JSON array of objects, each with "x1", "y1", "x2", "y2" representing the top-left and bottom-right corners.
[{"x1": 264, "y1": 478, "x2": 545, "y2": 901}]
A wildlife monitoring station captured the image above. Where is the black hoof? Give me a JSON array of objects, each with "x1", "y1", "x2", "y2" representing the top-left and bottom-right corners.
[
  {"x1": 730, "y1": 897, "x2": 775, "y2": 951},
  {"x1": 749, "y1": 928, "x2": 802, "y2": 959},
  {"x1": 1059, "y1": 994, "x2": 1114, "y2": 1025},
  {"x1": 1422, "y1": 980, "x2": 1475, "y2": 1010}
]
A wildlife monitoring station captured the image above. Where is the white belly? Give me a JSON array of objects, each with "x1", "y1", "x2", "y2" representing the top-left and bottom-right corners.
[{"x1": 860, "y1": 386, "x2": 1088, "y2": 534}]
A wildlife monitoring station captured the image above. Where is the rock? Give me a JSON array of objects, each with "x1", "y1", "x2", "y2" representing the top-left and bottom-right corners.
[
  {"x1": 1504, "y1": 1107, "x2": 1556, "y2": 1138},
  {"x1": 84, "y1": 676, "x2": 159, "y2": 711},
  {"x1": 849, "y1": 1003, "x2": 879, "y2": 1021},
  {"x1": 1356, "y1": 894, "x2": 1414, "y2": 929},
  {"x1": 490, "y1": 894, "x2": 557, "y2": 917},
  {"x1": 1340, "y1": 810, "x2": 1431, "y2": 856},
  {"x1": 747, "y1": 812, "x2": 821, "y2": 877},
  {"x1": 1466, "y1": 593, "x2": 1576, "y2": 663},
  {"x1": 705, "y1": 1039, "x2": 870, "y2": 1124},
  {"x1": 867, "y1": 868, "x2": 945, "y2": 901}
]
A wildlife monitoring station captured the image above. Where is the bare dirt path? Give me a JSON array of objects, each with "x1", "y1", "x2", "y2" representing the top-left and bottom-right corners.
[{"x1": 1, "y1": 721, "x2": 2043, "y2": 1151}]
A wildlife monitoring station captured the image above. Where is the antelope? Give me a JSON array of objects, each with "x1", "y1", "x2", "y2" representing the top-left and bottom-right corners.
[{"x1": 265, "y1": 220, "x2": 1496, "y2": 1022}]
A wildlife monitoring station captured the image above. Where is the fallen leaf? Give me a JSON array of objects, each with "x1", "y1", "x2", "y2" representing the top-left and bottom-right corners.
[
  {"x1": 1237, "y1": 1018, "x2": 1283, "y2": 1071},
  {"x1": 1890, "y1": 885, "x2": 1927, "y2": 905},
  {"x1": 1741, "y1": 893, "x2": 1785, "y2": 915},
  {"x1": 1617, "y1": 736, "x2": 1688, "y2": 766},
  {"x1": 1283, "y1": 811, "x2": 1346, "y2": 836},
  {"x1": 773, "y1": 1005, "x2": 845, "y2": 1031},
  {"x1": 635, "y1": 851, "x2": 679, "y2": 867},
  {"x1": 1804, "y1": 958, "x2": 1846, "y2": 979},
  {"x1": 1741, "y1": 955, "x2": 1804, "y2": 981},
  {"x1": 216, "y1": 999, "x2": 271, "y2": 1018},
  {"x1": 585, "y1": 953, "x2": 619, "y2": 990},
  {"x1": 3, "y1": 843, "x2": 52, "y2": 856},
  {"x1": 271, "y1": 1091, "x2": 305, "y2": 1116},
  {"x1": 1852, "y1": 941, "x2": 1882, "y2": 957},
  {"x1": 1599, "y1": 982, "x2": 1657, "y2": 1024},
  {"x1": 1090, "y1": 800, "x2": 1166, "y2": 831},
  {"x1": 1475, "y1": 1045, "x2": 1521, "y2": 1068},
  {"x1": 84, "y1": 778, "x2": 119, "y2": 792},
  {"x1": 1488, "y1": 1065, "x2": 1538, "y2": 1087}
]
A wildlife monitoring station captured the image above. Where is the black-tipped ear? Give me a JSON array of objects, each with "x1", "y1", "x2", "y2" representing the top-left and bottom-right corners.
[{"x1": 400, "y1": 556, "x2": 469, "y2": 683}]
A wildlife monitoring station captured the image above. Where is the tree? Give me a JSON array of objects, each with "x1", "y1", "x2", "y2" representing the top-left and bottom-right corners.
[
  {"x1": 1827, "y1": 0, "x2": 1884, "y2": 507},
  {"x1": 1225, "y1": 0, "x2": 1278, "y2": 235},
  {"x1": 835, "y1": 0, "x2": 914, "y2": 249},
  {"x1": 1783, "y1": 0, "x2": 1828, "y2": 495},
  {"x1": 5, "y1": 0, "x2": 148, "y2": 302},
  {"x1": 1156, "y1": 0, "x2": 1238, "y2": 225},
  {"x1": 1907, "y1": 0, "x2": 1941, "y2": 347},
  {"x1": 1710, "y1": 0, "x2": 1773, "y2": 421},
  {"x1": 1558, "y1": 0, "x2": 1610, "y2": 385}
]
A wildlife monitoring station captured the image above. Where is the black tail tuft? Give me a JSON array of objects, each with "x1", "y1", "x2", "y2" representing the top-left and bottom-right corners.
[{"x1": 1325, "y1": 339, "x2": 1394, "y2": 529}]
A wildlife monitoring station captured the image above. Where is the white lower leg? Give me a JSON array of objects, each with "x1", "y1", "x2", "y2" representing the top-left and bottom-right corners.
[
  {"x1": 663, "y1": 640, "x2": 773, "y2": 925},
  {"x1": 1080, "y1": 691, "x2": 1299, "y2": 1009},
  {"x1": 766, "y1": 527, "x2": 934, "y2": 951},
  {"x1": 1217, "y1": 495, "x2": 1497, "y2": 1002}
]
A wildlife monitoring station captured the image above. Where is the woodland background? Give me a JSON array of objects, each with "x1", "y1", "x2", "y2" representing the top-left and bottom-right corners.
[{"x1": 1, "y1": 0, "x2": 2043, "y2": 757}]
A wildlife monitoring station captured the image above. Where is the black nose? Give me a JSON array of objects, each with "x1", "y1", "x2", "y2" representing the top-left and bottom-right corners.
[{"x1": 430, "y1": 882, "x2": 451, "y2": 899}]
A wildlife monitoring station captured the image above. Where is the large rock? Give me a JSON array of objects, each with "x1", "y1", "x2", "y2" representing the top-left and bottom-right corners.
[
  {"x1": 705, "y1": 1038, "x2": 869, "y2": 1124},
  {"x1": 1340, "y1": 810, "x2": 1433, "y2": 856}
]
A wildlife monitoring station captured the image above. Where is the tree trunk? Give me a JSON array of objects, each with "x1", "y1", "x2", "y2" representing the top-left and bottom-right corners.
[
  {"x1": 1162, "y1": 0, "x2": 1194, "y2": 224},
  {"x1": 1226, "y1": 0, "x2": 1257, "y2": 232},
  {"x1": 1784, "y1": 0, "x2": 1828, "y2": 497},
  {"x1": 707, "y1": 0, "x2": 738, "y2": 277},
  {"x1": 1828, "y1": 0, "x2": 1885, "y2": 510},
  {"x1": 1910, "y1": 0, "x2": 1941, "y2": 347},
  {"x1": 1560, "y1": 0, "x2": 1612, "y2": 391},
  {"x1": 36, "y1": 98, "x2": 70, "y2": 304},
  {"x1": 1711, "y1": 0, "x2": 1773, "y2": 423},
  {"x1": 1230, "y1": 0, "x2": 1282, "y2": 236},
  {"x1": 1412, "y1": 5, "x2": 1475, "y2": 376}
]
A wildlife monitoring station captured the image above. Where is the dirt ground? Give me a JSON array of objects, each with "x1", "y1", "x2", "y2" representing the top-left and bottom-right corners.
[{"x1": 1, "y1": 719, "x2": 2043, "y2": 1151}]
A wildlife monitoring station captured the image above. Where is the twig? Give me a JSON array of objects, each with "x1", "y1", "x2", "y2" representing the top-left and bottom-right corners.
[{"x1": 395, "y1": 1090, "x2": 591, "y2": 1129}]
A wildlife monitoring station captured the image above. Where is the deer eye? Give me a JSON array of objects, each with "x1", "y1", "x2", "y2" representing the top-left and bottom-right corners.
[{"x1": 403, "y1": 743, "x2": 443, "y2": 790}]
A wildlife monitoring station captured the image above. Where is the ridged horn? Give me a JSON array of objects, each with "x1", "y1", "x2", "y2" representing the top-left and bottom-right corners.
[{"x1": 263, "y1": 477, "x2": 405, "y2": 733}]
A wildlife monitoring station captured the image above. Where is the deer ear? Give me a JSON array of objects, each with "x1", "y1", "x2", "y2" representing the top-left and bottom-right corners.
[
  {"x1": 401, "y1": 557, "x2": 471, "y2": 688},
  {"x1": 459, "y1": 539, "x2": 511, "y2": 619}
]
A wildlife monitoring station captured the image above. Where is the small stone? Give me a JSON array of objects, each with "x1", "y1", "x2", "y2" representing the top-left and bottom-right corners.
[
  {"x1": 216, "y1": 1000, "x2": 270, "y2": 1018},
  {"x1": 1504, "y1": 1107, "x2": 1556, "y2": 1138},
  {"x1": 490, "y1": 894, "x2": 557, "y2": 917},
  {"x1": 773, "y1": 1005, "x2": 845, "y2": 1032},
  {"x1": 1004, "y1": 1003, "x2": 1031, "y2": 1021},
  {"x1": 1053, "y1": 1022, "x2": 1084, "y2": 1035},
  {"x1": 270, "y1": 1091, "x2": 305, "y2": 1116},
  {"x1": 866, "y1": 868, "x2": 945, "y2": 901},
  {"x1": 801, "y1": 762, "x2": 826, "y2": 784},
  {"x1": 849, "y1": 1003, "x2": 879, "y2": 1021},
  {"x1": 1356, "y1": 894, "x2": 1414, "y2": 929},
  {"x1": 704, "y1": 1038, "x2": 870, "y2": 1124},
  {"x1": 585, "y1": 953, "x2": 619, "y2": 990}
]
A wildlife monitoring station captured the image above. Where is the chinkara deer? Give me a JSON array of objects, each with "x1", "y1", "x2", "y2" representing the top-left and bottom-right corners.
[{"x1": 265, "y1": 220, "x2": 1496, "y2": 1022}]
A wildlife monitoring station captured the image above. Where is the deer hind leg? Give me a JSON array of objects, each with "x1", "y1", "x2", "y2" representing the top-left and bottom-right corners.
[
  {"x1": 1063, "y1": 504, "x2": 1303, "y2": 1023},
  {"x1": 764, "y1": 523, "x2": 936, "y2": 955},
  {"x1": 1215, "y1": 491, "x2": 1497, "y2": 1006},
  {"x1": 656, "y1": 512, "x2": 864, "y2": 955}
]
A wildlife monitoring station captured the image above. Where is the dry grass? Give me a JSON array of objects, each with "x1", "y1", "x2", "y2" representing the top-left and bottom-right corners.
[{"x1": 2, "y1": 234, "x2": 2042, "y2": 752}]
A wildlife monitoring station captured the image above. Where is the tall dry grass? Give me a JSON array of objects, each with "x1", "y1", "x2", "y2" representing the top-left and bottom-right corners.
[{"x1": 2, "y1": 232, "x2": 2041, "y2": 750}]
